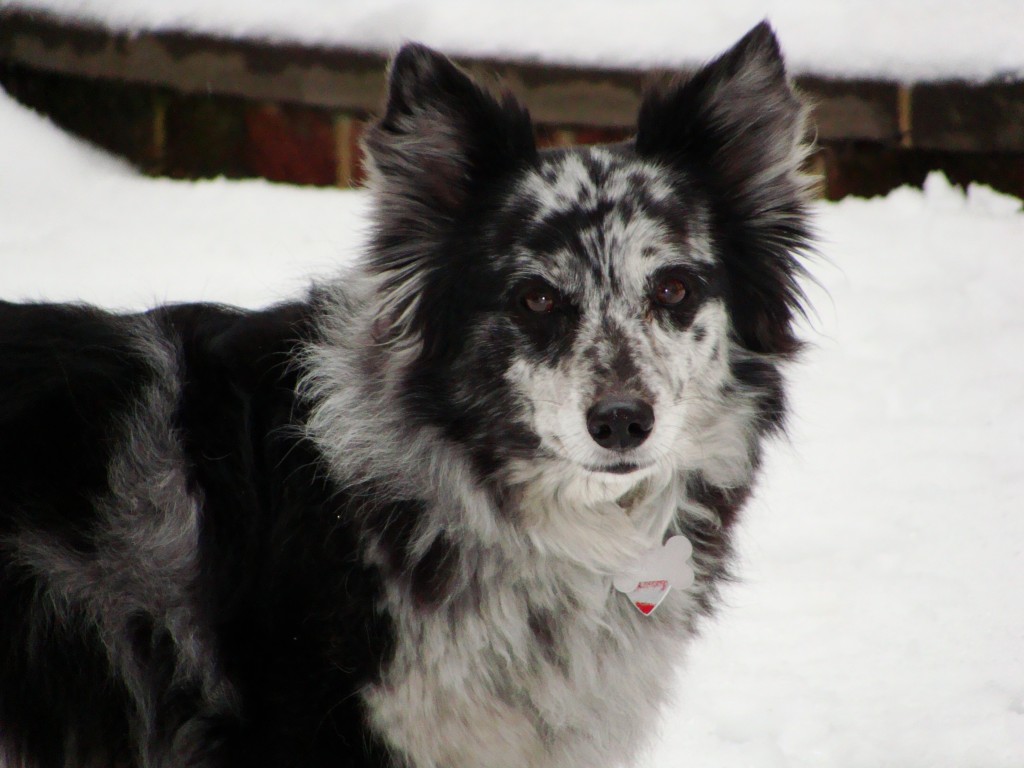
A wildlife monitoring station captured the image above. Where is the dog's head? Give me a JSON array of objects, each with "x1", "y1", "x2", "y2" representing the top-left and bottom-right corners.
[{"x1": 359, "y1": 23, "x2": 812, "y2": 523}]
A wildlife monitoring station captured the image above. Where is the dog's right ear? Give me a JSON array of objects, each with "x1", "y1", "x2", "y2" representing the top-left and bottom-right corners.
[{"x1": 363, "y1": 44, "x2": 536, "y2": 219}]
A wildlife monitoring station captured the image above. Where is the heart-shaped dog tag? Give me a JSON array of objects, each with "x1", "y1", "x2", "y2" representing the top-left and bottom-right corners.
[{"x1": 613, "y1": 535, "x2": 694, "y2": 616}]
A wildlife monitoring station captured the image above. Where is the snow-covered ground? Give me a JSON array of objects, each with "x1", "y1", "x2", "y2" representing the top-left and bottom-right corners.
[
  {"x1": 3, "y1": 0, "x2": 1024, "y2": 82},
  {"x1": 2, "y1": 87, "x2": 1024, "y2": 766}
]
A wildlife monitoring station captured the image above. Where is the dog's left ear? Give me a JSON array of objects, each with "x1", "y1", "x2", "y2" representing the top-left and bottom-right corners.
[
  {"x1": 636, "y1": 22, "x2": 811, "y2": 355},
  {"x1": 364, "y1": 44, "x2": 536, "y2": 218}
]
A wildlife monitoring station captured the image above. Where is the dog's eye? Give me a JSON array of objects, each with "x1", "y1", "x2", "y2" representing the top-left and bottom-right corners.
[
  {"x1": 519, "y1": 284, "x2": 560, "y2": 314},
  {"x1": 653, "y1": 276, "x2": 687, "y2": 307},
  {"x1": 524, "y1": 290, "x2": 555, "y2": 314}
]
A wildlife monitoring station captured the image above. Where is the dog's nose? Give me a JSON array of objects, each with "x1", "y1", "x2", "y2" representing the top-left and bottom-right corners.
[{"x1": 586, "y1": 398, "x2": 654, "y2": 451}]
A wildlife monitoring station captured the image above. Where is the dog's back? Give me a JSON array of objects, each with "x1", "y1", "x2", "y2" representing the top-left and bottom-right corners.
[
  {"x1": 1, "y1": 302, "x2": 171, "y2": 763},
  {"x1": 0, "y1": 301, "x2": 398, "y2": 767}
]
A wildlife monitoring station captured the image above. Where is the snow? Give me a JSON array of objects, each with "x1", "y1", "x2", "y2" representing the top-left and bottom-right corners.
[
  {"x1": 3, "y1": 0, "x2": 1024, "y2": 82},
  {"x1": 646, "y1": 174, "x2": 1024, "y2": 767},
  {"x1": 0, "y1": 88, "x2": 369, "y2": 309},
  {"x1": 2, "y1": 89, "x2": 1024, "y2": 766}
]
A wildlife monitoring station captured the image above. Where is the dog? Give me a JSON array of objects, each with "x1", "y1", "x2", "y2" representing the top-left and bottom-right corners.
[{"x1": 0, "y1": 21, "x2": 813, "y2": 768}]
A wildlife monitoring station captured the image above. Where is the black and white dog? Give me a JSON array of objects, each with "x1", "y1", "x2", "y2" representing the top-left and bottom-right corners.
[{"x1": 0, "y1": 22, "x2": 813, "y2": 768}]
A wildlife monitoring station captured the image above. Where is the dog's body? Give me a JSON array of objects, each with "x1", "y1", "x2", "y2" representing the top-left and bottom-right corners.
[{"x1": 0, "y1": 23, "x2": 812, "y2": 768}]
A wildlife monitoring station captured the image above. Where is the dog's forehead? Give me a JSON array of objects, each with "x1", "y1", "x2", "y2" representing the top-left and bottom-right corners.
[
  {"x1": 526, "y1": 148, "x2": 675, "y2": 215},
  {"x1": 503, "y1": 147, "x2": 713, "y2": 294}
]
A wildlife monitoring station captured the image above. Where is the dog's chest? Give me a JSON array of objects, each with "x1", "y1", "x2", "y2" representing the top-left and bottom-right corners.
[{"x1": 363, "y1": 569, "x2": 694, "y2": 768}]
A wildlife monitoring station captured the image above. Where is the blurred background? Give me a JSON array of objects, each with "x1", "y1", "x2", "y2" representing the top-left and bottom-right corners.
[{"x1": 1, "y1": 0, "x2": 1022, "y2": 201}]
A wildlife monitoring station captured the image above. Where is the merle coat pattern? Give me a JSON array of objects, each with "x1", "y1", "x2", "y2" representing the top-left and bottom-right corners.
[{"x1": 0, "y1": 22, "x2": 813, "y2": 768}]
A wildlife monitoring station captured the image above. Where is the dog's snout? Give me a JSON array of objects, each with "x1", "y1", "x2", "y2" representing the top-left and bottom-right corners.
[{"x1": 586, "y1": 398, "x2": 654, "y2": 451}]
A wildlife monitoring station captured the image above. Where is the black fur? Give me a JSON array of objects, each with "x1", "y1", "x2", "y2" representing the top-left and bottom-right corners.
[{"x1": 0, "y1": 301, "x2": 396, "y2": 767}]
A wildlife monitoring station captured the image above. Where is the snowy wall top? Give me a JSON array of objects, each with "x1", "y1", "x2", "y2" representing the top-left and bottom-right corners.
[{"x1": 2, "y1": 0, "x2": 1023, "y2": 83}]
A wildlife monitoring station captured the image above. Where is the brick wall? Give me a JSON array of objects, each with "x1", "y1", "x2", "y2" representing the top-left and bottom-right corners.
[
  {"x1": 0, "y1": 63, "x2": 634, "y2": 191},
  {"x1": 2, "y1": 9, "x2": 1021, "y2": 200}
]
